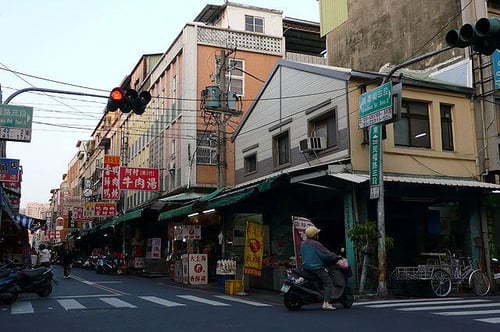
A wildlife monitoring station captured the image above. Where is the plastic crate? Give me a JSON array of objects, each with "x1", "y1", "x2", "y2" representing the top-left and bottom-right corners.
[{"x1": 225, "y1": 279, "x2": 243, "y2": 295}]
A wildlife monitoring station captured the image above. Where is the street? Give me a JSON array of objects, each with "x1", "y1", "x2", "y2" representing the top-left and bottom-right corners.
[{"x1": 1, "y1": 266, "x2": 500, "y2": 331}]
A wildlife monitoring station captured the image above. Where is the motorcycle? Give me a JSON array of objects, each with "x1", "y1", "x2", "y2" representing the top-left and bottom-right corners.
[
  {"x1": 0, "y1": 262, "x2": 19, "y2": 304},
  {"x1": 4, "y1": 260, "x2": 57, "y2": 297},
  {"x1": 96, "y1": 255, "x2": 122, "y2": 275},
  {"x1": 281, "y1": 259, "x2": 354, "y2": 311},
  {"x1": 491, "y1": 257, "x2": 500, "y2": 286}
]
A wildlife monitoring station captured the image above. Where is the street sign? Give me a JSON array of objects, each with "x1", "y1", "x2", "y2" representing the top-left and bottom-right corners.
[
  {"x1": 358, "y1": 82, "x2": 393, "y2": 128},
  {"x1": 0, "y1": 104, "x2": 33, "y2": 142},
  {"x1": 369, "y1": 125, "x2": 381, "y2": 199}
]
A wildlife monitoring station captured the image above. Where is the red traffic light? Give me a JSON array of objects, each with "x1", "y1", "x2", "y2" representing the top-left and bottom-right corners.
[{"x1": 106, "y1": 87, "x2": 125, "y2": 112}]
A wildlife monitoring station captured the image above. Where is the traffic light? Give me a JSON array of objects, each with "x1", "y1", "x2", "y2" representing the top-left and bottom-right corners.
[
  {"x1": 106, "y1": 87, "x2": 152, "y2": 115},
  {"x1": 446, "y1": 17, "x2": 500, "y2": 56}
]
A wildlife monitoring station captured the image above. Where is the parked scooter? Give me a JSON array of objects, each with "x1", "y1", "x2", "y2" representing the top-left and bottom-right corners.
[
  {"x1": 491, "y1": 257, "x2": 500, "y2": 286},
  {"x1": 0, "y1": 262, "x2": 19, "y2": 304},
  {"x1": 281, "y1": 256, "x2": 354, "y2": 311},
  {"x1": 96, "y1": 255, "x2": 122, "y2": 275},
  {"x1": 3, "y1": 260, "x2": 57, "y2": 297}
]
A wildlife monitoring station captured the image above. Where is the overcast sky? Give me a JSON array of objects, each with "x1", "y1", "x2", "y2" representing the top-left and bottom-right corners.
[{"x1": 0, "y1": 0, "x2": 320, "y2": 208}]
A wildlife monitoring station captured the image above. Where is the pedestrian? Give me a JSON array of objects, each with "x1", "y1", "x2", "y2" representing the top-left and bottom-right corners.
[
  {"x1": 37, "y1": 243, "x2": 51, "y2": 268},
  {"x1": 300, "y1": 226, "x2": 341, "y2": 311},
  {"x1": 61, "y1": 242, "x2": 74, "y2": 279}
]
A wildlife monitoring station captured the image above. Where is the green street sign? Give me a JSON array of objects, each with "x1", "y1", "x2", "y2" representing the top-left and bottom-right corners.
[
  {"x1": 0, "y1": 104, "x2": 33, "y2": 142},
  {"x1": 369, "y1": 124, "x2": 381, "y2": 199},
  {"x1": 359, "y1": 82, "x2": 393, "y2": 128}
]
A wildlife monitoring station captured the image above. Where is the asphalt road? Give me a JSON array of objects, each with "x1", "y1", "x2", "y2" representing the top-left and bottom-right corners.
[{"x1": 2, "y1": 266, "x2": 500, "y2": 332}]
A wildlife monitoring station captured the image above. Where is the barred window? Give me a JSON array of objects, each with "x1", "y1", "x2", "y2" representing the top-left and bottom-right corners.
[{"x1": 197, "y1": 131, "x2": 217, "y2": 165}]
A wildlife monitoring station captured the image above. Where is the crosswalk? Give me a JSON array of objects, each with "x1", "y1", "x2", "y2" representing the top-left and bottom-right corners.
[
  {"x1": 356, "y1": 297, "x2": 500, "y2": 325},
  {"x1": 1, "y1": 293, "x2": 272, "y2": 315}
]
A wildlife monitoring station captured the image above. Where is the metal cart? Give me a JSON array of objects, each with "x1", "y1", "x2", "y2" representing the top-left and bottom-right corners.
[{"x1": 391, "y1": 249, "x2": 491, "y2": 297}]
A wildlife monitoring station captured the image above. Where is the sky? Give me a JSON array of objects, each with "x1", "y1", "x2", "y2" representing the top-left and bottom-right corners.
[{"x1": 0, "y1": 0, "x2": 320, "y2": 209}]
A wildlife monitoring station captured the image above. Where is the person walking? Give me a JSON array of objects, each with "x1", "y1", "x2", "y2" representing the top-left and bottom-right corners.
[
  {"x1": 61, "y1": 242, "x2": 74, "y2": 279},
  {"x1": 37, "y1": 243, "x2": 51, "y2": 268},
  {"x1": 300, "y1": 226, "x2": 341, "y2": 311}
]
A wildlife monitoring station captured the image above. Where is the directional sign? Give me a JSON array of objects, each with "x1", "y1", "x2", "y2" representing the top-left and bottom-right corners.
[
  {"x1": 359, "y1": 82, "x2": 393, "y2": 129},
  {"x1": 0, "y1": 104, "x2": 33, "y2": 142}
]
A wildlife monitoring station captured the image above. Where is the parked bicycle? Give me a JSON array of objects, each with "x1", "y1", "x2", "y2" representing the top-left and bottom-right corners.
[{"x1": 391, "y1": 249, "x2": 491, "y2": 297}]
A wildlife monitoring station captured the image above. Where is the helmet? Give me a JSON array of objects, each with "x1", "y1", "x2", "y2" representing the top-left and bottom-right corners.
[
  {"x1": 39, "y1": 243, "x2": 46, "y2": 250},
  {"x1": 304, "y1": 226, "x2": 321, "y2": 238}
]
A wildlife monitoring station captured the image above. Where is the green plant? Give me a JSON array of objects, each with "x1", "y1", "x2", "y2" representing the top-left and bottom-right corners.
[{"x1": 348, "y1": 221, "x2": 394, "y2": 294}]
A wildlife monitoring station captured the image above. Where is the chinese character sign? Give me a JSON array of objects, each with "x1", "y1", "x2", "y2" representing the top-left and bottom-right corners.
[
  {"x1": 119, "y1": 167, "x2": 159, "y2": 191},
  {"x1": 0, "y1": 158, "x2": 20, "y2": 182},
  {"x1": 188, "y1": 254, "x2": 208, "y2": 285},
  {"x1": 83, "y1": 202, "x2": 116, "y2": 217},
  {"x1": 102, "y1": 155, "x2": 120, "y2": 200},
  {"x1": 243, "y1": 222, "x2": 264, "y2": 277},
  {"x1": 292, "y1": 216, "x2": 317, "y2": 268}
]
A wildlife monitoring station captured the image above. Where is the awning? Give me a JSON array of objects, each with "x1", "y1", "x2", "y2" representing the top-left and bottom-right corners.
[
  {"x1": 329, "y1": 172, "x2": 500, "y2": 190},
  {"x1": 114, "y1": 209, "x2": 143, "y2": 224},
  {"x1": 157, "y1": 204, "x2": 195, "y2": 221}
]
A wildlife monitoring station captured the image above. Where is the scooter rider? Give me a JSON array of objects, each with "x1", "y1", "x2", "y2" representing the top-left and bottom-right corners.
[{"x1": 300, "y1": 226, "x2": 340, "y2": 311}]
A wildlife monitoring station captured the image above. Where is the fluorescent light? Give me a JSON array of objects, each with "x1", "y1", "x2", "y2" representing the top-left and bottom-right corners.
[
  {"x1": 202, "y1": 209, "x2": 216, "y2": 214},
  {"x1": 187, "y1": 212, "x2": 199, "y2": 217},
  {"x1": 492, "y1": 190, "x2": 500, "y2": 194},
  {"x1": 415, "y1": 132, "x2": 427, "y2": 139}
]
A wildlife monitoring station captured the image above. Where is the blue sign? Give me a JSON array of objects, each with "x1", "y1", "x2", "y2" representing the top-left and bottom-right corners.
[
  {"x1": 493, "y1": 50, "x2": 500, "y2": 90},
  {"x1": 0, "y1": 158, "x2": 20, "y2": 182}
]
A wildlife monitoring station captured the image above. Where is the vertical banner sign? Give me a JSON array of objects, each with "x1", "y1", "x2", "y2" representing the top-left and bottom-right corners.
[
  {"x1": 243, "y1": 222, "x2": 264, "y2": 277},
  {"x1": 291, "y1": 216, "x2": 316, "y2": 268},
  {"x1": 494, "y1": 50, "x2": 500, "y2": 90},
  {"x1": 102, "y1": 155, "x2": 120, "y2": 200},
  {"x1": 369, "y1": 124, "x2": 381, "y2": 199},
  {"x1": 188, "y1": 254, "x2": 208, "y2": 285},
  {"x1": 119, "y1": 167, "x2": 160, "y2": 191}
]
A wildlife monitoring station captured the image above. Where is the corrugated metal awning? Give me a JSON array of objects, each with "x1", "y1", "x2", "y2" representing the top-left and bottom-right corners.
[{"x1": 329, "y1": 172, "x2": 500, "y2": 190}]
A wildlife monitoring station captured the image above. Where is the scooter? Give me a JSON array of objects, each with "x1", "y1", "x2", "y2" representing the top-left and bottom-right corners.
[
  {"x1": 3, "y1": 260, "x2": 57, "y2": 297},
  {"x1": 281, "y1": 259, "x2": 354, "y2": 311},
  {"x1": 0, "y1": 263, "x2": 19, "y2": 304},
  {"x1": 96, "y1": 255, "x2": 122, "y2": 275}
]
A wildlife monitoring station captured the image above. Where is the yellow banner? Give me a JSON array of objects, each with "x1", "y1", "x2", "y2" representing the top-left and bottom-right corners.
[{"x1": 243, "y1": 222, "x2": 264, "y2": 277}]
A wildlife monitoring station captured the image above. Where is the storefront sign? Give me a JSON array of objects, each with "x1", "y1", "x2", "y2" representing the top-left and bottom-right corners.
[
  {"x1": 291, "y1": 216, "x2": 316, "y2": 268},
  {"x1": 188, "y1": 254, "x2": 208, "y2": 285},
  {"x1": 174, "y1": 224, "x2": 201, "y2": 240},
  {"x1": 369, "y1": 124, "x2": 381, "y2": 199},
  {"x1": 146, "y1": 238, "x2": 161, "y2": 259},
  {"x1": 102, "y1": 155, "x2": 120, "y2": 200},
  {"x1": 71, "y1": 206, "x2": 93, "y2": 222},
  {"x1": 0, "y1": 158, "x2": 20, "y2": 182},
  {"x1": 119, "y1": 166, "x2": 159, "y2": 191},
  {"x1": 83, "y1": 202, "x2": 117, "y2": 217},
  {"x1": 243, "y1": 222, "x2": 264, "y2": 277}
]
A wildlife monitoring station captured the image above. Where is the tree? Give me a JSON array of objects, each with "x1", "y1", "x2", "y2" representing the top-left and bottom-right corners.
[{"x1": 348, "y1": 221, "x2": 394, "y2": 294}]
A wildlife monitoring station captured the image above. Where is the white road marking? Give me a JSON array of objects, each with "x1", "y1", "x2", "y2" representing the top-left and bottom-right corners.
[
  {"x1": 367, "y1": 299, "x2": 487, "y2": 308},
  {"x1": 399, "y1": 302, "x2": 500, "y2": 311},
  {"x1": 100, "y1": 297, "x2": 137, "y2": 308},
  {"x1": 214, "y1": 295, "x2": 271, "y2": 307},
  {"x1": 475, "y1": 317, "x2": 500, "y2": 324},
  {"x1": 139, "y1": 296, "x2": 186, "y2": 307},
  {"x1": 177, "y1": 295, "x2": 230, "y2": 306},
  {"x1": 57, "y1": 299, "x2": 86, "y2": 310},
  {"x1": 354, "y1": 297, "x2": 462, "y2": 306},
  {"x1": 436, "y1": 309, "x2": 500, "y2": 316},
  {"x1": 11, "y1": 301, "x2": 34, "y2": 314}
]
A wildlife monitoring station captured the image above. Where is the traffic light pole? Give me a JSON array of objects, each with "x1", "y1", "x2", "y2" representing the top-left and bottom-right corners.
[{"x1": 375, "y1": 45, "x2": 454, "y2": 297}]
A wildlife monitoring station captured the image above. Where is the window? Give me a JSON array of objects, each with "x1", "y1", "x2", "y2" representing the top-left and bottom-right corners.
[
  {"x1": 244, "y1": 154, "x2": 257, "y2": 174},
  {"x1": 273, "y1": 131, "x2": 290, "y2": 168},
  {"x1": 440, "y1": 104, "x2": 454, "y2": 151},
  {"x1": 309, "y1": 109, "x2": 337, "y2": 148},
  {"x1": 245, "y1": 15, "x2": 264, "y2": 33},
  {"x1": 216, "y1": 59, "x2": 244, "y2": 96},
  {"x1": 394, "y1": 100, "x2": 431, "y2": 148},
  {"x1": 196, "y1": 131, "x2": 217, "y2": 165}
]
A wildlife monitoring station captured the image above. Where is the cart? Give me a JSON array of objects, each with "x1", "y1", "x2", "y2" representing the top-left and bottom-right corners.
[{"x1": 391, "y1": 249, "x2": 491, "y2": 297}]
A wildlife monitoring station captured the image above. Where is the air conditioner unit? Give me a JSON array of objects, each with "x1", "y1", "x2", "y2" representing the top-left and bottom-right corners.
[{"x1": 299, "y1": 136, "x2": 327, "y2": 153}]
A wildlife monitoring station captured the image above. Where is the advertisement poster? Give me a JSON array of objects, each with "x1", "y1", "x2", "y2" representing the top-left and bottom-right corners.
[
  {"x1": 174, "y1": 224, "x2": 201, "y2": 240},
  {"x1": 102, "y1": 155, "x2": 120, "y2": 200},
  {"x1": 0, "y1": 158, "x2": 20, "y2": 182},
  {"x1": 243, "y1": 222, "x2": 264, "y2": 277},
  {"x1": 188, "y1": 254, "x2": 208, "y2": 285},
  {"x1": 292, "y1": 216, "x2": 316, "y2": 268}
]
